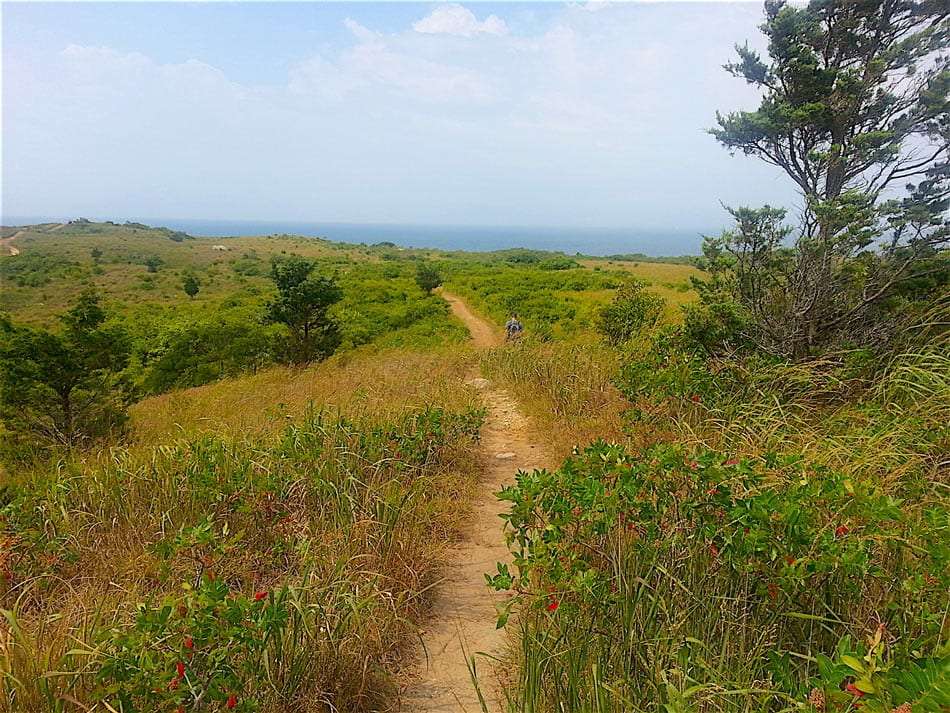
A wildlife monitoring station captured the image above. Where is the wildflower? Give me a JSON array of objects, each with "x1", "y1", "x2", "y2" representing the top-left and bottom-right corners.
[
  {"x1": 169, "y1": 677, "x2": 180, "y2": 691},
  {"x1": 835, "y1": 525, "x2": 850, "y2": 538},
  {"x1": 176, "y1": 661, "x2": 185, "y2": 679},
  {"x1": 785, "y1": 556, "x2": 796, "y2": 566},
  {"x1": 689, "y1": 461, "x2": 699, "y2": 471},
  {"x1": 706, "y1": 487, "x2": 718, "y2": 496},
  {"x1": 254, "y1": 591, "x2": 268, "y2": 601},
  {"x1": 226, "y1": 695, "x2": 238, "y2": 709},
  {"x1": 546, "y1": 599, "x2": 559, "y2": 612},
  {"x1": 709, "y1": 543, "x2": 720, "y2": 558},
  {"x1": 690, "y1": 394, "x2": 701, "y2": 403},
  {"x1": 183, "y1": 637, "x2": 194, "y2": 650},
  {"x1": 767, "y1": 582, "x2": 779, "y2": 601},
  {"x1": 724, "y1": 458, "x2": 739, "y2": 466},
  {"x1": 844, "y1": 682, "x2": 864, "y2": 698},
  {"x1": 807, "y1": 687, "x2": 825, "y2": 712}
]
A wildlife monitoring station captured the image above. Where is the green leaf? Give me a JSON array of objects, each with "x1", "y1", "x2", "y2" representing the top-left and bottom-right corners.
[{"x1": 842, "y1": 655, "x2": 866, "y2": 673}]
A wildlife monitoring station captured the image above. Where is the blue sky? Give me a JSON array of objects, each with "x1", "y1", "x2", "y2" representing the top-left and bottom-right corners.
[{"x1": 2, "y1": 2, "x2": 799, "y2": 231}]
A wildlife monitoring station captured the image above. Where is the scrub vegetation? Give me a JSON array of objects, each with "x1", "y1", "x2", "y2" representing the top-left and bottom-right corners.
[{"x1": 0, "y1": 2, "x2": 947, "y2": 712}]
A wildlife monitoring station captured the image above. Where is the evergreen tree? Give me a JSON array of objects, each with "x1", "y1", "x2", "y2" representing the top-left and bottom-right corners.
[
  {"x1": 264, "y1": 256, "x2": 342, "y2": 363},
  {"x1": 704, "y1": 0, "x2": 948, "y2": 357},
  {"x1": 0, "y1": 292, "x2": 130, "y2": 453}
]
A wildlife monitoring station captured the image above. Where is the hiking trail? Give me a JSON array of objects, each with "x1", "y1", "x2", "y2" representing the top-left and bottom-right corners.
[
  {"x1": 1, "y1": 223, "x2": 67, "y2": 256},
  {"x1": 402, "y1": 292, "x2": 549, "y2": 712}
]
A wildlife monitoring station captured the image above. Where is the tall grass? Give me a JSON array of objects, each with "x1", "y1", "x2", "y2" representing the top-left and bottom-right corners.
[
  {"x1": 480, "y1": 338, "x2": 628, "y2": 458},
  {"x1": 0, "y1": 351, "x2": 484, "y2": 712}
]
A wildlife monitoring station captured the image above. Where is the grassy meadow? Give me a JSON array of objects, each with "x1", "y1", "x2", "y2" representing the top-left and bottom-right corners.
[
  {"x1": 1, "y1": 220, "x2": 946, "y2": 713},
  {"x1": 0, "y1": 220, "x2": 698, "y2": 712}
]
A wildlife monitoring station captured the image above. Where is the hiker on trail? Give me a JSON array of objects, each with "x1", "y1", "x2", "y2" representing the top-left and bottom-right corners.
[{"x1": 505, "y1": 313, "x2": 524, "y2": 342}]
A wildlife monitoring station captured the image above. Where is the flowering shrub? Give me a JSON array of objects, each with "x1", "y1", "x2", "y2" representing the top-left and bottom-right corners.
[
  {"x1": 488, "y1": 441, "x2": 948, "y2": 709},
  {"x1": 94, "y1": 576, "x2": 286, "y2": 712}
]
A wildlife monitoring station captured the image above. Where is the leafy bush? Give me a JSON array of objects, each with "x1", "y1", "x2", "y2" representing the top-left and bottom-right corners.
[
  {"x1": 488, "y1": 441, "x2": 948, "y2": 711},
  {"x1": 415, "y1": 263, "x2": 443, "y2": 293},
  {"x1": 138, "y1": 318, "x2": 278, "y2": 393},
  {"x1": 596, "y1": 279, "x2": 665, "y2": 345},
  {"x1": 0, "y1": 253, "x2": 80, "y2": 287},
  {"x1": 538, "y1": 257, "x2": 580, "y2": 271},
  {"x1": 94, "y1": 575, "x2": 283, "y2": 712}
]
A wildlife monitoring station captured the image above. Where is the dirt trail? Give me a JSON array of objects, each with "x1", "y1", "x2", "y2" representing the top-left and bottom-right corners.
[
  {"x1": 402, "y1": 293, "x2": 548, "y2": 712},
  {"x1": 0, "y1": 223, "x2": 66, "y2": 256},
  {"x1": 0, "y1": 230, "x2": 25, "y2": 256}
]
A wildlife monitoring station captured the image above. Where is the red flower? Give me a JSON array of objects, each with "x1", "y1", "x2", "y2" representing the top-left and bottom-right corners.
[
  {"x1": 546, "y1": 600, "x2": 559, "y2": 613},
  {"x1": 835, "y1": 525, "x2": 850, "y2": 538},
  {"x1": 690, "y1": 394, "x2": 701, "y2": 403},
  {"x1": 845, "y1": 682, "x2": 864, "y2": 697},
  {"x1": 176, "y1": 661, "x2": 185, "y2": 679},
  {"x1": 688, "y1": 461, "x2": 699, "y2": 471},
  {"x1": 226, "y1": 695, "x2": 238, "y2": 709},
  {"x1": 183, "y1": 637, "x2": 194, "y2": 650},
  {"x1": 784, "y1": 556, "x2": 796, "y2": 566},
  {"x1": 709, "y1": 543, "x2": 720, "y2": 558},
  {"x1": 724, "y1": 458, "x2": 739, "y2": 466},
  {"x1": 706, "y1": 487, "x2": 718, "y2": 496},
  {"x1": 254, "y1": 591, "x2": 268, "y2": 601},
  {"x1": 169, "y1": 677, "x2": 180, "y2": 691}
]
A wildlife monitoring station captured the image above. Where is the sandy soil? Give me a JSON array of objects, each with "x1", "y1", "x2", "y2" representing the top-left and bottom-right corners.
[{"x1": 401, "y1": 293, "x2": 550, "y2": 712}]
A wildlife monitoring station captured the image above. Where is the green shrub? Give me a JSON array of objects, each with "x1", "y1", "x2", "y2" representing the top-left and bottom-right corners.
[
  {"x1": 596, "y1": 279, "x2": 665, "y2": 345},
  {"x1": 488, "y1": 441, "x2": 948, "y2": 711}
]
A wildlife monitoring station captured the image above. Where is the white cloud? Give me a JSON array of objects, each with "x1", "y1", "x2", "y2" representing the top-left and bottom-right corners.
[
  {"x1": 413, "y1": 4, "x2": 508, "y2": 37},
  {"x1": 6, "y1": 2, "x2": 796, "y2": 230},
  {"x1": 343, "y1": 18, "x2": 380, "y2": 43}
]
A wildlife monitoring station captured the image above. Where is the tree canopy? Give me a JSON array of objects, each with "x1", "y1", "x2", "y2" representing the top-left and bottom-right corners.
[
  {"x1": 264, "y1": 256, "x2": 342, "y2": 363},
  {"x1": 0, "y1": 292, "x2": 130, "y2": 453},
  {"x1": 703, "y1": 0, "x2": 948, "y2": 358}
]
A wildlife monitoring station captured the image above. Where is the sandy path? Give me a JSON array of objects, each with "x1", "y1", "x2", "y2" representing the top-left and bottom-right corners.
[
  {"x1": 402, "y1": 293, "x2": 548, "y2": 712},
  {"x1": 0, "y1": 230, "x2": 25, "y2": 256},
  {"x1": 0, "y1": 223, "x2": 66, "y2": 256}
]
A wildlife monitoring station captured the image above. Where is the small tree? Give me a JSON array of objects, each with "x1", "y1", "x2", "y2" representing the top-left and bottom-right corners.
[
  {"x1": 91, "y1": 247, "x2": 103, "y2": 262},
  {"x1": 182, "y1": 274, "x2": 200, "y2": 299},
  {"x1": 144, "y1": 256, "x2": 163, "y2": 274},
  {"x1": 597, "y1": 280, "x2": 666, "y2": 346},
  {"x1": 706, "y1": 0, "x2": 949, "y2": 358},
  {"x1": 0, "y1": 292, "x2": 130, "y2": 454},
  {"x1": 415, "y1": 263, "x2": 443, "y2": 294},
  {"x1": 264, "y1": 256, "x2": 342, "y2": 363}
]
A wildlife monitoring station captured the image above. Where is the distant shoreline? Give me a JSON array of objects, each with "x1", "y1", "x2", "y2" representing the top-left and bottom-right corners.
[{"x1": 2, "y1": 216, "x2": 709, "y2": 258}]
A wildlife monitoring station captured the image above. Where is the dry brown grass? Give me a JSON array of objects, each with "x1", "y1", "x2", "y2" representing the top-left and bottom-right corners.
[
  {"x1": 130, "y1": 346, "x2": 480, "y2": 444},
  {"x1": 0, "y1": 345, "x2": 487, "y2": 712},
  {"x1": 480, "y1": 339, "x2": 629, "y2": 460}
]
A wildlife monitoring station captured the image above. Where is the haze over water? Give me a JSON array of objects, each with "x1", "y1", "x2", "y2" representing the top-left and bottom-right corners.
[{"x1": 3, "y1": 217, "x2": 709, "y2": 256}]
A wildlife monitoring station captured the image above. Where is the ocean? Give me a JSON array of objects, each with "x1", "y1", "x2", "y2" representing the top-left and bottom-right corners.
[{"x1": 4, "y1": 216, "x2": 711, "y2": 257}]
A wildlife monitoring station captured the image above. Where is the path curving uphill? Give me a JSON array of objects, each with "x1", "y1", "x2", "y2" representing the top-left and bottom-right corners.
[
  {"x1": 0, "y1": 230, "x2": 25, "y2": 256},
  {"x1": 402, "y1": 293, "x2": 549, "y2": 712}
]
